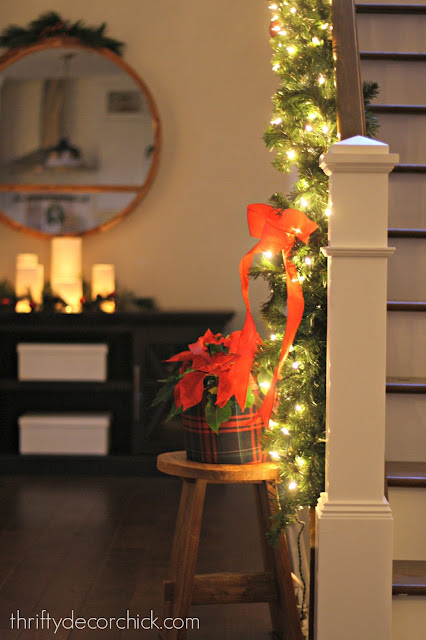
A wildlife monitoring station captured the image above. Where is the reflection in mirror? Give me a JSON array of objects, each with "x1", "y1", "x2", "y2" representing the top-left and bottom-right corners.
[{"x1": 0, "y1": 43, "x2": 160, "y2": 236}]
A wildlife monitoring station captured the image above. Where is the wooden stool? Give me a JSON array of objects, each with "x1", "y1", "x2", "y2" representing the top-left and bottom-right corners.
[{"x1": 157, "y1": 451, "x2": 303, "y2": 640}]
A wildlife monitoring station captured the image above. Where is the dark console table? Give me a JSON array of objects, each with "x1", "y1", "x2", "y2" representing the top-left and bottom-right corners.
[{"x1": 0, "y1": 310, "x2": 233, "y2": 474}]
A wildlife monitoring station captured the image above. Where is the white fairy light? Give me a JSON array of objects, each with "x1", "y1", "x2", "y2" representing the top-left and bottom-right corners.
[
  {"x1": 312, "y1": 37, "x2": 321, "y2": 45},
  {"x1": 286, "y1": 149, "x2": 296, "y2": 159},
  {"x1": 305, "y1": 124, "x2": 313, "y2": 132},
  {"x1": 300, "y1": 197, "x2": 308, "y2": 208},
  {"x1": 271, "y1": 117, "x2": 283, "y2": 125},
  {"x1": 269, "y1": 3, "x2": 278, "y2": 9},
  {"x1": 269, "y1": 419, "x2": 278, "y2": 428},
  {"x1": 260, "y1": 381, "x2": 271, "y2": 390},
  {"x1": 279, "y1": 30, "x2": 287, "y2": 36},
  {"x1": 305, "y1": 256, "x2": 312, "y2": 265},
  {"x1": 289, "y1": 481, "x2": 298, "y2": 490},
  {"x1": 325, "y1": 207, "x2": 332, "y2": 216},
  {"x1": 290, "y1": 7, "x2": 296, "y2": 13},
  {"x1": 263, "y1": 250, "x2": 274, "y2": 258},
  {"x1": 318, "y1": 75, "x2": 325, "y2": 85},
  {"x1": 271, "y1": 333, "x2": 277, "y2": 341},
  {"x1": 292, "y1": 361, "x2": 301, "y2": 369},
  {"x1": 269, "y1": 451, "x2": 281, "y2": 460},
  {"x1": 295, "y1": 404, "x2": 303, "y2": 412},
  {"x1": 322, "y1": 125, "x2": 329, "y2": 134},
  {"x1": 286, "y1": 46, "x2": 296, "y2": 55},
  {"x1": 281, "y1": 427, "x2": 290, "y2": 435},
  {"x1": 273, "y1": 63, "x2": 280, "y2": 71}
]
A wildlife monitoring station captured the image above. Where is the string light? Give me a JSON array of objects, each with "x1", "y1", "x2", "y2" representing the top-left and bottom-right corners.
[
  {"x1": 270, "y1": 333, "x2": 277, "y2": 341},
  {"x1": 271, "y1": 24, "x2": 281, "y2": 33},
  {"x1": 281, "y1": 427, "x2": 290, "y2": 436},
  {"x1": 305, "y1": 124, "x2": 313, "y2": 132},
  {"x1": 269, "y1": 419, "x2": 278, "y2": 428},
  {"x1": 290, "y1": 7, "x2": 297, "y2": 13},
  {"x1": 273, "y1": 63, "x2": 280, "y2": 71},
  {"x1": 289, "y1": 481, "x2": 298, "y2": 490},
  {"x1": 263, "y1": 250, "x2": 273, "y2": 258},
  {"x1": 270, "y1": 451, "x2": 281, "y2": 460},
  {"x1": 308, "y1": 112, "x2": 316, "y2": 120},
  {"x1": 268, "y1": 3, "x2": 278, "y2": 9},
  {"x1": 286, "y1": 46, "x2": 296, "y2": 55},
  {"x1": 318, "y1": 75, "x2": 325, "y2": 85},
  {"x1": 260, "y1": 381, "x2": 271, "y2": 390},
  {"x1": 297, "y1": 456, "x2": 306, "y2": 467},
  {"x1": 292, "y1": 361, "x2": 301, "y2": 369},
  {"x1": 305, "y1": 256, "x2": 312, "y2": 265},
  {"x1": 321, "y1": 23, "x2": 329, "y2": 29},
  {"x1": 295, "y1": 404, "x2": 303, "y2": 412},
  {"x1": 325, "y1": 207, "x2": 332, "y2": 216},
  {"x1": 279, "y1": 30, "x2": 287, "y2": 36},
  {"x1": 300, "y1": 197, "x2": 308, "y2": 208},
  {"x1": 271, "y1": 117, "x2": 282, "y2": 125},
  {"x1": 289, "y1": 345, "x2": 294, "y2": 352},
  {"x1": 312, "y1": 37, "x2": 321, "y2": 45},
  {"x1": 322, "y1": 125, "x2": 329, "y2": 134},
  {"x1": 286, "y1": 149, "x2": 296, "y2": 159}
]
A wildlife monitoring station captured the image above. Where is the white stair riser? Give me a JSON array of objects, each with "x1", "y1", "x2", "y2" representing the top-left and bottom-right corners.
[
  {"x1": 392, "y1": 597, "x2": 426, "y2": 640},
  {"x1": 387, "y1": 239, "x2": 426, "y2": 301},
  {"x1": 361, "y1": 61, "x2": 426, "y2": 104},
  {"x1": 376, "y1": 114, "x2": 426, "y2": 164},
  {"x1": 386, "y1": 395, "x2": 426, "y2": 462},
  {"x1": 387, "y1": 312, "x2": 426, "y2": 377},
  {"x1": 389, "y1": 173, "x2": 426, "y2": 229},
  {"x1": 357, "y1": 14, "x2": 426, "y2": 54},
  {"x1": 388, "y1": 487, "x2": 426, "y2": 560}
]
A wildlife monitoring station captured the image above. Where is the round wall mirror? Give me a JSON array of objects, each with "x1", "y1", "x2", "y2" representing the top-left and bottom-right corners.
[{"x1": 0, "y1": 38, "x2": 161, "y2": 236}]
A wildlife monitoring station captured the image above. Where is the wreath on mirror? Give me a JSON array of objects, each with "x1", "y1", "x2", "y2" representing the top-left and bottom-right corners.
[{"x1": 0, "y1": 12, "x2": 124, "y2": 55}]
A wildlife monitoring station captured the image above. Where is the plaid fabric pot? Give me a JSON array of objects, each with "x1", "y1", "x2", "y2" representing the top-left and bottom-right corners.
[{"x1": 182, "y1": 399, "x2": 266, "y2": 465}]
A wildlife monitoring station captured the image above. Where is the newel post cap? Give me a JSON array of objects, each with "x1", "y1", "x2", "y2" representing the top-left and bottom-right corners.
[{"x1": 320, "y1": 136, "x2": 399, "y2": 175}]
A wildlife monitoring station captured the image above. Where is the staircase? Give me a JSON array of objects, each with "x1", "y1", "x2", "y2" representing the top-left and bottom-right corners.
[{"x1": 356, "y1": 3, "x2": 426, "y2": 638}]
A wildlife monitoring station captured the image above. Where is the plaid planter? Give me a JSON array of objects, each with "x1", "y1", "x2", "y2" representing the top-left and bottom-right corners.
[{"x1": 182, "y1": 399, "x2": 266, "y2": 465}]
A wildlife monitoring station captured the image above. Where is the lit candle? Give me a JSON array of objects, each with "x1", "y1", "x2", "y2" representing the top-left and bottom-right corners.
[
  {"x1": 51, "y1": 237, "x2": 82, "y2": 282},
  {"x1": 16, "y1": 258, "x2": 44, "y2": 304},
  {"x1": 52, "y1": 280, "x2": 82, "y2": 313},
  {"x1": 16, "y1": 253, "x2": 38, "y2": 268},
  {"x1": 92, "y1": 264, "x2": 115, "y2": 298}
]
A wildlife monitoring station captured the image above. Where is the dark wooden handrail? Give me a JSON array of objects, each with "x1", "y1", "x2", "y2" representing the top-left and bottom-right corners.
[{"x1": 331, "y1": 0, "x2": 366, "y2": 139}]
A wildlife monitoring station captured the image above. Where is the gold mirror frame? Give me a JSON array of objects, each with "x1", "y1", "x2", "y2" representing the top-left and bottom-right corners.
[{"x1": 0, "y1": 37, "x2": 161, "y2": 237}]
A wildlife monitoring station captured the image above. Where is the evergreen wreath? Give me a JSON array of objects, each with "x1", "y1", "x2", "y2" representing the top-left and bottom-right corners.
[{"x1": 0, "y1": 12, "x2": 124, "y2": 55}]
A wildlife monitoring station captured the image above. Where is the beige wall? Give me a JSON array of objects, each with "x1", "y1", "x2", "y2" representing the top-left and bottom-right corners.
[{"x1": 0, "y1": 0, "x2": 289, "y2": 327}]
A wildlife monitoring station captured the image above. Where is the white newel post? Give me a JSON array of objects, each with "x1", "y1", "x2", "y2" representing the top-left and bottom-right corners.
[{"x1": 314, "y1": 136, "x2": 399, "y2": 640}]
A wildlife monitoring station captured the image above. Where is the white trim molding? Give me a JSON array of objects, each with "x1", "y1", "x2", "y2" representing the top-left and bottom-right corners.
[{"x1": 315, "y1": 136, "x2": 398, "y2": 640}]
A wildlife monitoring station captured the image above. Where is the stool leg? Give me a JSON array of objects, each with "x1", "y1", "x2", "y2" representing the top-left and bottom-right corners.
[
  {"x1": 161, "y1": 478, "x2": 206, "y2": 640},
  {"x1": 254, "y1": 481, "x2": 303, "y2": 640}
]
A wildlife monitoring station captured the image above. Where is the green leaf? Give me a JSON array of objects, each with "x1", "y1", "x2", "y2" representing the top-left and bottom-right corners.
[
  {"x1": 205, "y1": 396, "x2": 232, "y2": 434},
  {"x1": 166, "y1": 403, "x2": 183, "y2": 421},
  {"x1": 245, "y1": 387, "x2": 255, "y2": 408},
  {"x1": 151, "y1": 381, "x2": 175, "y2": 407}
]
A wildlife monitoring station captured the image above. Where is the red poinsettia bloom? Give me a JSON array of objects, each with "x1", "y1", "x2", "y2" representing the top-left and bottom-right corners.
[{"x1": 166, "y1": 329, "x2": 242, "y2": 411}]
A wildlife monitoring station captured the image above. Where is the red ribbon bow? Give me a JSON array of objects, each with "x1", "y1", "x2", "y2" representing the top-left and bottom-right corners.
[{"x1": 219, "y1": 204, "x2": 318, "y2": 426}]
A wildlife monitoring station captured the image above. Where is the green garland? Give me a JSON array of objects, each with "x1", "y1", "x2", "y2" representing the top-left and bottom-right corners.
[
  {"x1": 0, "y1": 12, "x2": 124, "y2": 55},
  {"x1": 254, "y1": 0, "x2": 379, "y2": 538}
]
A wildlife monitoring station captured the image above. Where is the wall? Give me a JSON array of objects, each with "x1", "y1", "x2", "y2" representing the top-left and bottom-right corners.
[{"x1": 0, "y1": 0, "x2": 290, "y2": 328}]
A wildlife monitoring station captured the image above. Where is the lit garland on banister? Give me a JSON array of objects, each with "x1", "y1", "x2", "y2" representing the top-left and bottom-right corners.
[{"x1": 253, "y1": 1, "x2": 379, "y2": 536}]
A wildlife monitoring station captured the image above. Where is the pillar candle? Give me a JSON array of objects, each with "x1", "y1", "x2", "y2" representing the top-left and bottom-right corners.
[
  {"x1": 51, "y1": 237, "x2": 82, "y2": 282},
  {"x1": 16, "y1": 263, "x2": 44, "y2": 304},
  {"x1": 16, "y1": 253, "x2": 38, "y2": 268},
  {"x1": 51, "y1": 280, "x2": 83, "y2": 313},
  {"x1": 92, "y1": 264, "x2": 115, "y2": 298}
]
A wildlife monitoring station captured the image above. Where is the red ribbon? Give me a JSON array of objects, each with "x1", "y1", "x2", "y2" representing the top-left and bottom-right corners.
[{"x1": 218, "y1": 204, "x2": 318, "y2": 426}]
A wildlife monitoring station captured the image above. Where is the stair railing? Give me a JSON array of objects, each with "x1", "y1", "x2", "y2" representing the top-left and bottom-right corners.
[{"x1": 331, "y1": 0, "x2": 366, "y2": 139}]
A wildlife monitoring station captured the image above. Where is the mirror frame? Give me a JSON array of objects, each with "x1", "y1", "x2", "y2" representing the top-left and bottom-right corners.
[{"x1": 0, "y1": 36, "x2": 161, "y2": 237}]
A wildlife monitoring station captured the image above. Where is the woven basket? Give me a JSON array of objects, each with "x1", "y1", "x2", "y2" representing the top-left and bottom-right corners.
[{"x1": 182, "y1": 399, "x2": 266, "y2": 465}]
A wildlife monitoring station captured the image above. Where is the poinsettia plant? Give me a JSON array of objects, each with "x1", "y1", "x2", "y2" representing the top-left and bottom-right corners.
[{"x1": 153, "y1": 329, "x2": 256, "y2": 433}]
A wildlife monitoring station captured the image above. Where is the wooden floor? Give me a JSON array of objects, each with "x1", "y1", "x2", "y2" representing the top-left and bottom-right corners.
[{"x1": 0, "y1": 474, "x2": 274, "y2": 639}]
